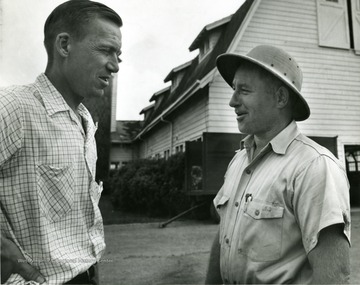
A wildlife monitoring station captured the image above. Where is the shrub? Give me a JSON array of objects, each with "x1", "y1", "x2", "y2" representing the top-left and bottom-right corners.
[{"x1": 110, "y1": 153, "x2": 192, "y2": 217}]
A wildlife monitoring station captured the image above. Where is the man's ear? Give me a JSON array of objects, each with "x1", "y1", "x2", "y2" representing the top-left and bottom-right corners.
[
  {"x1": 275, "y1": 86, "x2": 290, "y2": 109},
  {"x1": 55, "y1": 33, "x2": 71, "y2": 57}
]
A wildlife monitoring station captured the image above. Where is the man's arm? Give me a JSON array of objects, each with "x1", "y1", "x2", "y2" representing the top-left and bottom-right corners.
[
  {"x1": 1, "y1": 237, "x2": 45, "y2": 284},
  {"x1": 205, "y1": 230, "x2": 222, "y2": 284},
  {"x1": 307, "y1": 224, "x2": 350, "y2": 284}
]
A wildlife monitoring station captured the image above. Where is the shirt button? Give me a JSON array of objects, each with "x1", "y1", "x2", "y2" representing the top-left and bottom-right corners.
[
  {"x1": 235, "y1": 202, "x2": 239, "y2": 207},
  {"x1": 245, "y1": 169, "x2": 251, "y2": 174},
  {"x1": 255, "y1": 210, "x2": 260, "y2": 216}
]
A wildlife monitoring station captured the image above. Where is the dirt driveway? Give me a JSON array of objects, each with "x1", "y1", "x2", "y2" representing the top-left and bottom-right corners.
[{"x1": 99, "y1": 211, "x2": 360, "y2": 285}]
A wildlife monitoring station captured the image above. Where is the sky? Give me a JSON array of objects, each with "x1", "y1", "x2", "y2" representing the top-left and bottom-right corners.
[{"x1": 0, "y1": 0, "x2": 244, "y2": 120}]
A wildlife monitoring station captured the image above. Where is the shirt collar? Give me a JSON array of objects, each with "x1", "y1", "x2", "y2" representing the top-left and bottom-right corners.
[
  {"x1": 240, "y1": 121, "x2": 300, "y2": 155},
  {"x1": 270, "y1": 121, "x2": 300, "y2": 155},
  {"x1": 34, "y1": 73, "x2": 90, "y2": 121},
  {"x1": 34, "y1": 73, "x2": 71, "y2": 116}
]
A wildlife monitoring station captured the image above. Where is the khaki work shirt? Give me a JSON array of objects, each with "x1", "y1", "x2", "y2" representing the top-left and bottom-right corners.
[{"x1": 214, "y1": 121, "x2": 351, "y2": 284}]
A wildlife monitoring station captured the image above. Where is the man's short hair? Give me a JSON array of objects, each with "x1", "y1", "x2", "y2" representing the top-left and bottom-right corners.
[{"x1": 44, "y1": 0, "x2": 123, "y2": 62}]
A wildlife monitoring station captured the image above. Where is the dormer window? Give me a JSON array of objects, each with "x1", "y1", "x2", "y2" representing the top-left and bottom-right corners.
[
  {"x1": 189, "y1": 15, "x2": 232, "y2": 61},
  {"x1": 164, "y1": 61, "x2": 192, "y2": 92},
  {"x1": 139, "y1": 103, "x2": 155, "y2": 121},
  {"x1": 149, "y1": 86, "x2": 170, "y2": 110},
  {"x1": 199, "y1": 40, "x2": 210, "y2": 61}
]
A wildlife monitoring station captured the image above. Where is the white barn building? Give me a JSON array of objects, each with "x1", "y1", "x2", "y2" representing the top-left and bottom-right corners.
[{"x1": 132, "y1": 0, "x2": 360, "y2": 204}]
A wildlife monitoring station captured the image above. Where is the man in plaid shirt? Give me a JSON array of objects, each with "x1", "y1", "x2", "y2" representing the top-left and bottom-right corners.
[{"x1": 0, "y1": 1, "x2": 122, "y2": 284}]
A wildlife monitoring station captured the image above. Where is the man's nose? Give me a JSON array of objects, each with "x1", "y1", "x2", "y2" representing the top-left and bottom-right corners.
[
  {"x1": 107, "y1": 58, "x2": 119, "y2": 73},
  {"x1": 229, "y1": 92, "x2": 240, "y2": 108}
]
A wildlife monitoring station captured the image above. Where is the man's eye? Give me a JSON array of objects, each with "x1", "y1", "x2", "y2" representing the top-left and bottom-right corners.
[{"x1": 100, "y1": 48, "x2": 110, "y2": 55}]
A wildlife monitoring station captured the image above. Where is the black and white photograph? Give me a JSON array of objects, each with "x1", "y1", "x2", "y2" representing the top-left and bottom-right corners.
[{"x1": 0, "y1": 0, "x2": 359, "y2": 284}]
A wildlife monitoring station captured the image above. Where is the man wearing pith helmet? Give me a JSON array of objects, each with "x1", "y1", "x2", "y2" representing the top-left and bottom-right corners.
[{"x1": 205, "y1": 45, "x2": 351, "y2": 284}]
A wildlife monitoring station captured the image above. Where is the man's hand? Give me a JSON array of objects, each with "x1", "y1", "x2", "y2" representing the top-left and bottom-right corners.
[{"x1": 1, "y1": 237, "x2": 46, "y2": 284}]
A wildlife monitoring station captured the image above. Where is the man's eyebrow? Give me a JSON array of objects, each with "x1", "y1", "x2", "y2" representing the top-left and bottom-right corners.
[{"x1": 232, "y1": 82, "x2": 248, "y2": 89}]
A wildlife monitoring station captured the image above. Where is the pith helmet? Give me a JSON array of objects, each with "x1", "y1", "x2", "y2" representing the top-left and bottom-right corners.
[{"x1": 216, "y1": 45, "x2": 310, "y2": 121}]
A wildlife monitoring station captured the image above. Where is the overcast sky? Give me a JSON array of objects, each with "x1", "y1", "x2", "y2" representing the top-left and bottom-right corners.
[{"x1": 0, "y1": 0, "x2": 244, "y2": 120}]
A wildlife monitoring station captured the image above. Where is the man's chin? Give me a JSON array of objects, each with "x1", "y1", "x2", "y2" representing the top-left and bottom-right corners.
[
  {"x1": 89, "y1": 88, "x2": 105, "y2": 98},
  {"x1": 237, "y1": 124, "x2": 249, "y2": 134}
]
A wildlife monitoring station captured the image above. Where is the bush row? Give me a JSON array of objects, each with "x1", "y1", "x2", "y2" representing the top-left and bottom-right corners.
[{"x1": 107, "y1": 153, "x2": 193, "y2": 217}]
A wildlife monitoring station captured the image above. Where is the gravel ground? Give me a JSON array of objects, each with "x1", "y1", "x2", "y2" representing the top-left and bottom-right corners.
[{"x1": 98, "y1": 210, "x2": 360, "y2": 285}]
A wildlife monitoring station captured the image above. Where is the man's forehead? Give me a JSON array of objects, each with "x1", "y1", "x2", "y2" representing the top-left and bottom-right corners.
[{"x1": 233, "y1": 66, "x2": 259, "y2": 81}]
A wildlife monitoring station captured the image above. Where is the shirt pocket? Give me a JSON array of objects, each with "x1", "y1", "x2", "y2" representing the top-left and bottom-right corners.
[
  {"x1": 37, "y1": 164, "x2": 74, "y2": 223},
  {"x1": 239, "y1": 200, "x2": 284, "y2": 262}
]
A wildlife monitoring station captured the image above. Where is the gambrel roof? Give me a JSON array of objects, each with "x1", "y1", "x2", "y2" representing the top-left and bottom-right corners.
[{"x1": 136, "y1": 0, "x2": 255, "y2": 139}]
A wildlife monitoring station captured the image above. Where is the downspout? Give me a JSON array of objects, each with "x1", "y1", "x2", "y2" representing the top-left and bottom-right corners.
[
  {"x1": 136, "y1": 134, "x2": 146, "y2": 159},
  {"x1": 161, "y1": 116, "x2": 173, "y2": 156}
]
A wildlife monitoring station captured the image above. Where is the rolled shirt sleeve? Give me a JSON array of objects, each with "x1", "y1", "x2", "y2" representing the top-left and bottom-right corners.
[{"x1": 293, "y1": 154, "x2": 351, "y2": 254}]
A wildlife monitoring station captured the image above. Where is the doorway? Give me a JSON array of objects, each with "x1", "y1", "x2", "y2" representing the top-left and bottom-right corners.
[{"x1": 345, "y1": 145, "x2": 360, "y2": 206}]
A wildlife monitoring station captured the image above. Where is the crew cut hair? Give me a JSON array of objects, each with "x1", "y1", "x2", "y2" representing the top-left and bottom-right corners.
[{"x1": 44, "y1": 0, "x2": 122, "y2": 62}]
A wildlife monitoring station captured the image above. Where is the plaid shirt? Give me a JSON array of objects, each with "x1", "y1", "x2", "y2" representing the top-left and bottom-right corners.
[{"x1": 0, "y1": 74, "x2": 105, "y2": 284}]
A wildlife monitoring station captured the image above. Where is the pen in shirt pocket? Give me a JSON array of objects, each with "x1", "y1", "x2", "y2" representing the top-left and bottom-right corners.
[{"x1": 244, "y1": 193, "x2": 252, "y2": 212}]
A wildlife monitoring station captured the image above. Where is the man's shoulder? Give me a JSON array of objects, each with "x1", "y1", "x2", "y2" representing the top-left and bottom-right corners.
[
  {"x1": 292, "y1": 133, "x2": 342, "y2": 168},
  {"x1": 0, "y1": 82, "x2": 42, "y2": 113}
]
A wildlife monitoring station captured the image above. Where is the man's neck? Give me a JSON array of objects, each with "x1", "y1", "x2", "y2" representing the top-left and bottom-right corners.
[
  {"x1": 44, "y1": 69, "x2": 82, "y2": 114},
  {"x1": 253, "y1": 119, "x2": 292, "y2": 158}
]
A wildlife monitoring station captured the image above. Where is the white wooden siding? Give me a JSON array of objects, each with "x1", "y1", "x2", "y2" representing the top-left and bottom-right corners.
[
  {"x1": 139, "y1": 124, "x2": 171, "y2": 158},
  {"x1": 138, "y1": 93, "x2": 208, "y2": 158},
  {"x1": 171, "y1": 94, "x2": 208, "y2": 152},
  {"x1": 208, "y1": 78, "x2": 239, "y2": 133},
  {"x1": 208, "y1": 0, "x2": 360, "y2": 165}
]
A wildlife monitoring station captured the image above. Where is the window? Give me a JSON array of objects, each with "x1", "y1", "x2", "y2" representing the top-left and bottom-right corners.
[
  {"x1": 175, "y1": 144, "x2": 185, "y2": 153},
  {"x1": 345, "y1": 147, "x2": 360, "y2": 172},
  {"x1": 317, "y1": 0, "x2": 360, "y2": 53},
  {"x1": 199, "y1": 40, "x2": 210, "y2": 61},
  {"x1": 110, "y1": 161, "x2": 120, "y2": 170},
  {"x1": 164, "y1": 149, "x2": 170, "y2": 160}
]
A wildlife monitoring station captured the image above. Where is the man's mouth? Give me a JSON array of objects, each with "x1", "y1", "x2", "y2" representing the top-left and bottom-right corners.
[
  {"x1": 236, "y1": 112, "x2": 247, "y2": 120},
  {"x1": 99, "y1": 76, "x2": 110, "y2": 86}
]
